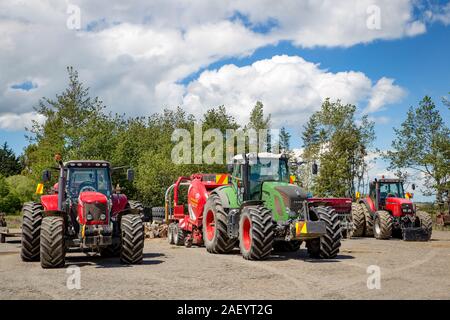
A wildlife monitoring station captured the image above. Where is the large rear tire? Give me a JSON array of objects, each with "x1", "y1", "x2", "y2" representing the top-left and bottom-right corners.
[
  {"x1": 350, "y1": 203, "x2": 365, "y2": 237},
  {"x1": 362, "y1": 204, "x2": 374, "y2": 237},
  {"x1": 21, "y1": 202, "x2": 43, "y2": 262},
  {"x1": 151, "y1": 207, "x2": 166, "y2": 222},
  {"x1": 40, "y1": 216, "x2": 65, "y2": 268},
  {"x1": 202, "y1": 194, "x2": 237, "y2": 254},
  {"x1": 120, "y1": 215, "x2": 144, "y2": 264},
  {"x1": 416, "y1": 211, "x2": 432, "y2": 240},
  {"x1": 307, "y1": 206, "x2": 342, "y2": 259},
  {"x1": 239, "y1": 206, "x2": 274, "y2": 260},
  {"x1": 373, "y1": 210, "x2": 392, "y2": 240},
  {"x1": 128, "y1": 200, "x2": 145, "y2": 221}
]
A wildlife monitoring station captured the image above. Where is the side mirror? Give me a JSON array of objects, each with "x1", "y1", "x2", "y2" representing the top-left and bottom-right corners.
[
  {"x1": 412, "y1": 183, "x2": 416, "y2": 190},
  {"x1": 127, "y1": 169, "x2": 135, "y2": 182},
  {"x1": 42, "y1": 170, "x2": 51, "y2": 182},
  {"x1": 312, "y1": 163, "x2": 318, "y2": 175},
  {"x1": 227, "y1": 164, "x2": 234, "y2": 174}
]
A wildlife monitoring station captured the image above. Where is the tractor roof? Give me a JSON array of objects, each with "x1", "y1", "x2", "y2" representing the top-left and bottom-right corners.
[
  {"x1": 376, "y1": 178, "x2": 403, "y2": 183},
  {"x1": 232, "y1": 152, "x2": 287, "y2": 161},
  {"x1": 65, "y1": 160, "x2": 111, "y2": 168}
]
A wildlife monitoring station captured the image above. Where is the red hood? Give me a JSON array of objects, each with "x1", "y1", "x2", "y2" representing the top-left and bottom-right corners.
[
  {"x1": 78, "y1": 191, "x2": 108, "y2": 204},
  {"x1": 385, "y1": 197, "x2": 412, "y2": 205}
]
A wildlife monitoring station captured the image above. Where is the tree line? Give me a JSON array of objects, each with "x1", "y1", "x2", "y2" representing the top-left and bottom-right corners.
[{"x1": 0, "y1": 67, "x2": 448, "y2": 213}]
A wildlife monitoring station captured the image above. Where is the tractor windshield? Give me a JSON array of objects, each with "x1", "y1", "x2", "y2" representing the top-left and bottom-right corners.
[
  {"x1": 249, "y1": 158, "x2": 289, "y2": 183},
  {"x1": 379, "y1": 182, "x2": 405, "y2": 199},
  {"x1": 67, "y1": 167, "x2": 112, "y2": 198}
]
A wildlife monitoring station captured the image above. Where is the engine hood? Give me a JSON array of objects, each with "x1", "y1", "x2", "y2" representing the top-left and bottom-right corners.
[
  {"x1": 78, "y1": 191, "x2": 108, "y2": 204},
  {"x1": 262, "y1": 182, "x2": 308, "y2": 219},
  {"x1": 385, "y1": 197, "x2": 412, "y2": 205}
]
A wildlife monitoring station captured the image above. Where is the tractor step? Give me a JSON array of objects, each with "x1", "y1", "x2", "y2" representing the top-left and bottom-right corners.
[{"x1": 402, "y1": 227, "x2": 430, "y2": 241}]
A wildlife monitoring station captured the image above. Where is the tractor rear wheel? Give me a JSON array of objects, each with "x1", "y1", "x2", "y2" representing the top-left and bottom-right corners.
[
  {"x1": 373, "y1": 210, "x2": 392, "y2": 240},
  {"x1": 120, "y1": 214, "x2": 144, "y2": 264},
  {"x1": 350, "y1": 203, "x2": 365, "y2": 237},
  {"x1": 173, "y1": 224, "x2": 185, "y2": 246},
  {"x1": 239, "y1": 206, "x2": 274, "y2": 260},
  {"x1": 202, "y1": 194, "x2": 237, "y2": 254},
  {"x1": 128, "y1": 200, "x2": 145, "y2": 221},
  {"x1": 40, "y1": 216, "x2": 65, "y2": 268},
  {"x1": 273, "y1": 240, "x2": 301, "y2": 252},
  {"x1": 307, "y1": 206, "x2": 342, "y2": 259},
  {"x1": 21, "y1": 202, "x2": 43, "y2": 262},
  {"x1": 416, "y1": 211, "x2": 432, "y2": 240},
  {"x1": 362, "y1": 205, "x2": 374, "y2": 237}
]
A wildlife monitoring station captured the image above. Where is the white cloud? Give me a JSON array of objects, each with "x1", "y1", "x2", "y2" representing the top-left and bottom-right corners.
[
  {"x1": 365, "y1": 77, "x2": 406, "y2": 113},
  {"x1": 180, "y1": 55, "x2": 405, "y2": 126},
  {"x1": 0, "y1": 112, "x2": 46, "y2": 131},
  {"x1": 0, "y1": 0, "x2": 438, "y2": 131}
]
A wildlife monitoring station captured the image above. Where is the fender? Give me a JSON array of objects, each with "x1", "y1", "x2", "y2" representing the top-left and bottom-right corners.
[
  {"x1": 360, "y1": 197, "x2": 376, "y2": 218},
  {"x1": 40, "y1": 194, "x2": 59, "y2": 212},
  {"x1": 211, "y1": 185, "x2": 239, "y2": 209}
]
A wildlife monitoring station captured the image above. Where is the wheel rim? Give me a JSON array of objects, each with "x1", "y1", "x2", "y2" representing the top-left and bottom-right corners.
[
  {"x1": 205, "y1": 210, "x2": 215, "y2": 241},
  {"x1": 242, "y1": 216, "x2": 251, "y2": 251}
]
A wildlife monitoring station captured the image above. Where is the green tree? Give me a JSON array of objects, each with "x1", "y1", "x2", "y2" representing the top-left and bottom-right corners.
[
  {"x1": 302, "y1": 99, "x2": 375, "y2": 197},
  {"x1": 0, "y1": 142, "x2": 22, "y2": 177},
  {"x1": 279, "y1": 127, "x2": 291, "y2": 153},
  {"x1": 385, "y1": 96, "x2": 450, "y2": 203},
  {"x1": 246, "y1": 101, "x2": 271, "y2": 152}
]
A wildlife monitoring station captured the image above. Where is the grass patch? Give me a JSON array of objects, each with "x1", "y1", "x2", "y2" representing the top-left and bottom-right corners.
[{"x1": 4, "y1": 215, "x2": 22, "y2": 229}]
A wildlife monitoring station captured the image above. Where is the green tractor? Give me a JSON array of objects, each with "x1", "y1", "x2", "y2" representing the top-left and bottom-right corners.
[{"x1": 202, "y1": 153, "x2": 342, "y2": 260}]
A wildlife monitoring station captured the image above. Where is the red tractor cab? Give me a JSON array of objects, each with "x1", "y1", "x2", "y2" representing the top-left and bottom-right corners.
[
  {"x1": 352, "y1": 178, "x2": 432, "y2": 241},
  {"x1": 162, "y1": 173, "x2": 230, "y2": 247}
]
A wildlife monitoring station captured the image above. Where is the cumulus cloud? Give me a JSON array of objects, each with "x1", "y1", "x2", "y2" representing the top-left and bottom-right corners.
[
  {"x1": 0, "y1": 112, "x2": 46, "y2": 131},
  {"x1": 0, "y1": 0, "x2": 439, "y2": 131},
  {"x1": 365, "y1": 77, "x2": 406, "y2": 113},
  {"x1": 180, "y1": 55, "x2": 405, "y2": 126}
]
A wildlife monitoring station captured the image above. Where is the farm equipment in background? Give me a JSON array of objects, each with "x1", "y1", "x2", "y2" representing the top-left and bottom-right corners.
[
  {"x1": 21, "y1": 155, "x2": 145, "y2": 268},
  {"x1": 307, "y1": 197, "x2": 352, "y2": 238},
  {"x1": 0, "y1": 212, "x2": 21, "y2": 243},
  {"x1": 351, "y1": 177, "x2": 432, "y2": 241},
  {"x1": 163, "y1": 173, "x2": 230, "y2": 247},
  {"x1": 436, "y1": 191, "x2": 450, "y2": 227},
  {"x1": 203, "y1": 153, "x2": 341, "y2": 260}
]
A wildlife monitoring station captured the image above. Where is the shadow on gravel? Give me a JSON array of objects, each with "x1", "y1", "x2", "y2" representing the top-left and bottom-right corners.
[
  {"x1": 64, "y1": 252, "x2": 165, "y2": 268},
  {"x1": 268, "y1": 251, "x2": 354, "y2": 263}
]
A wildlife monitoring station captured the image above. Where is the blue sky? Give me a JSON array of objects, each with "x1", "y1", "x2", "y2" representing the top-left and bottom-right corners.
[{"x1": 1, "y1": 1, "x2": 449, "y2": 200}]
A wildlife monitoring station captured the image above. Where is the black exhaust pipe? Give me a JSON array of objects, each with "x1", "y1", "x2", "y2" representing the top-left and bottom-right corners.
[{"x1": 56, "y1": 155, "x2": 66, "y2": 212}]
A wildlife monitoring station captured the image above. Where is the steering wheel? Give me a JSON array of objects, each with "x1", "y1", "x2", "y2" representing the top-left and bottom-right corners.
[{"x1": 79, "y1": 182, "x2": 97, "y2": 193}]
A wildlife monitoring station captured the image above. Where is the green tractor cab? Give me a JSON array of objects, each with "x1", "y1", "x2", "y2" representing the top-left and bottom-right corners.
[{"x1": 203, "y1": 152, "x2": 342, "y2": 260}]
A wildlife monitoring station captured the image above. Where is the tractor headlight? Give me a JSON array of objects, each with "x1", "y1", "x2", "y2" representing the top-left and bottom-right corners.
[
  {"x1": 86, "y1": 213, "x2": 93, "y2": 221},
  {"x1": 100, "y1": 214, "x2": 106, "y2": 220}
]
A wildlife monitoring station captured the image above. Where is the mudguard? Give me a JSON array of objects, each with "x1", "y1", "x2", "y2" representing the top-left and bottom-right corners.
[{"x1": 211, "y1": 185, "x2": 239, "y2": 209}]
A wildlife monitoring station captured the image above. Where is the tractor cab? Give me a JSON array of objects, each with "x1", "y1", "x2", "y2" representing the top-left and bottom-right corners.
[{"x1": 230, "y1": 153, "x2": 290, "y2": 202}]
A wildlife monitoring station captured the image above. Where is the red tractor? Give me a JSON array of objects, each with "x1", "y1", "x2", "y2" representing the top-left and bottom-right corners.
[
  {"x1": 21, "y1": 155, "x2": 145, "y2": 268},
  {"x1": 162, "y1": 173, "x2": 229, "y2": 247},
  {"x1": 351, "y1": 178, "x2": 433, "y2": 241}
]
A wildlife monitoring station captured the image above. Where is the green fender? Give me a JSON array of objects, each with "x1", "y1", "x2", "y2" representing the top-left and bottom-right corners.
[{"x1": 211, "y1": 185, "x2": 239, "y2": 209}]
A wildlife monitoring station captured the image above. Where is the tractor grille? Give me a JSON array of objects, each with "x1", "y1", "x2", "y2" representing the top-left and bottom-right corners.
[
  {"x1": 401, "y1": 204, "x2": 414, "y2": 214},
  {"x1": 84, "y1": 202, "x2": 107, "y2": 222}
]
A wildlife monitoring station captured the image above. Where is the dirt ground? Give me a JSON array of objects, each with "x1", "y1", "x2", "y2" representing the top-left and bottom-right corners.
[{"x1": 1, "y1": 230, "x2": 450, "y2": 300}]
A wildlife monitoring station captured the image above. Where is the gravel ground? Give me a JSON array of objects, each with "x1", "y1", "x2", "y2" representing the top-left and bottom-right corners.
[{"x1": 1, "y1": 231, "x2": 450, "y2": 300}]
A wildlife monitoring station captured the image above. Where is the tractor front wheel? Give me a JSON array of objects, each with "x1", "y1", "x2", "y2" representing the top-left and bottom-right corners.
[
  {"x1": 416, "y1": 211, "x2": 433, "y2": 240},
  {"x1": 239, "y1": 206, "x2": 274, "y2": 260},
  {"x1": 173, "y1": 224, "x2": 185, "y2": 246},
  {"x1": 120, "y1": 214, "x2": 144, "y2": 264},
  {"x1": 21, "y1": 202, "x2": 43, "y2": 262},
  {"x1": 168, "y1": 223, "x2": 176, "y2": 244},
  {"x1": 202, "y1": 194, "x2": 236, "y2": 254},
  {"x1": 306, "y1": 206, "x2": 342, "y2": 259},
  {"x1": 40, "y1": 216, "x2": 65, "y2": 268},
  {"x1": 373, "y1": 210, "x2": 392, "y2": 240},
  {"x1": 362, "y1": 204, "x2": 374, "y2": 237}
]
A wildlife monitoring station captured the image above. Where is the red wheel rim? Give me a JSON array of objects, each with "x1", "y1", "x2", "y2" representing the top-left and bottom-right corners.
[
  {"x1": 242, "y1": 217, "x2": 251, "y2": 251},
  {"x1": 205, "y1": 210, "x2": 215, "y2": 241}
]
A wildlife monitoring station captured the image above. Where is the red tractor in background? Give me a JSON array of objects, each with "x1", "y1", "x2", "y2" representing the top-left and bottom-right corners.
[
  {"x1": 21, "y1": 155, "x2": 145, "y2": 268},
  {"x1": 161, "y1": 173, "x2": 229, "y2": 247},
  {"x1": 351, "y1": 177, "x2": 433, "y2": 241}
]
